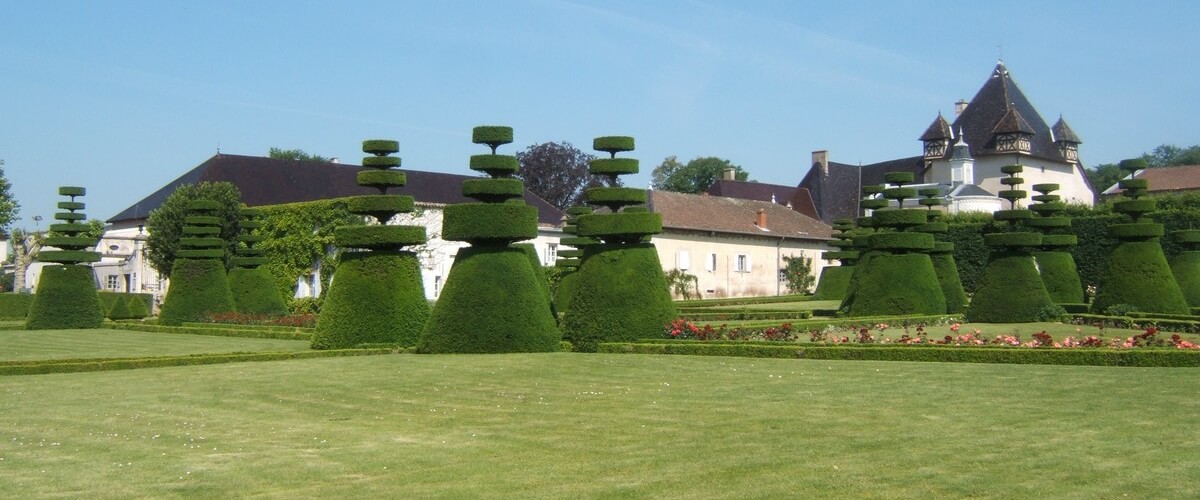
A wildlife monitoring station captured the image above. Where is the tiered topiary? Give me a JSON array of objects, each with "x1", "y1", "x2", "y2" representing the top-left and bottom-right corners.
[
  {"x1": 965, "y1": 164, "x2": 1055, "y2": 322},
  {"x1": 812, "y1": 218, "x2": 858, "y2": 300},
  {"x1": 1091, "y1": 158, "x2": 1189, "y2": 314},
  {"x1": 916, "y1": 188, "x2": 968, "y2": 313},
  {"x1": 228, "y1": 208, "x2": 287, "y2": 316},
  {"x1": 157, "y1": 200, "x2": 236, "y2": 325},
  {"x1": 838, "y1": 186, "x2": 885, "y2": 311},
  {"x1": 313, "y1": 140, "x2": 430, "y2": 349},
  {"x1": 1026, "y1": 183, "x2": 1085, "y2": 305},
  {"x1": 514, "y1": 242, "x2": 555, "y2": 317},
  {"x1": 562, "y1": 136, "x2": 675, "y2": 351},
  {"x1": 553, "y1": 206, "x2": 597, "y2": 314},
  {"x1": 25, "y1": 186, "x2": 104, "y2": 329},
  {"x1": 840, "y1": 172, "x2": 946, "y2": 316},
  {"x1": 419, "y1": 126, "x2": 559, "y2": 353},
  {"x1": 1171, "y1": 229, "x2": 1200, "y2": 307}
]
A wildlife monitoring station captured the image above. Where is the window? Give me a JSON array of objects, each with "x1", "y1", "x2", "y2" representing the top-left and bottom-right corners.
[
  {"x1": 106, "y1": 275, "x2": 119, "y2": 290},
  {"x1": 706, "y1": 253, "x2": 717, "y2": 272},
  {"x1": 434, "y1": 275, "x2": 442, "y2": 298},
  {"x1": 677, "y1": 250, "x2": 690, "y2": 271},
  {"x1": 544, "y1": 243, "x2": 558, "y2": 266},
  {"x1": 735, "y1": 254, "x2": 750, "y2": 273}
]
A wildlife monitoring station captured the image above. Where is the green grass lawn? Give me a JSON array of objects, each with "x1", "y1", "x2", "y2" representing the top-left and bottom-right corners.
[
  {"x1": 1, "y1": 353, "x2": 1196, "y2": 498},
  {"x1": 0, "y1": 329, "x2": 310, "y2": 362}
]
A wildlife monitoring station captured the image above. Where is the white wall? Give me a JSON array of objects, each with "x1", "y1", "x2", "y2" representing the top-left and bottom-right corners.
[{"x1": 929, "y1": 156, "x2": 1094, "y2": 207}]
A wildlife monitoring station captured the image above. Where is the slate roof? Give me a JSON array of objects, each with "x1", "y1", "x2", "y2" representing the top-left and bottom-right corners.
[
  {"x1": 705, "y1": 179, "x2": 821, "y2": 220},
  {"x1": 1101, "y1": 164, "x2": 1200, "y2": 196},
  {"x1": 651, "y1": 190, "x2": 832, "y2": 241},
  {"x1": 940, "y1": 62, "x2": 1073, "y2": 163},
  {"x1": 919, "y1": 113, "x2": 953, "y2": 141},
  {"x1": 1051, "y1": 116, "x2": 1081, "y2": 143},
  {"x1": 108, "y1": 154, "x2": 565, "y2": 225}
]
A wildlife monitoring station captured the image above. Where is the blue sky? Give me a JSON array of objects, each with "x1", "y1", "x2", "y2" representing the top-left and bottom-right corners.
[{"x1": 3, "y1": 1, "x2": 1196, "y2": 229}]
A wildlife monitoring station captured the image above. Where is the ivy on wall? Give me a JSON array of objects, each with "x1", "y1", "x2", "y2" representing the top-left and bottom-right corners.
[{"x1": 256, "y1": 200, "x2": 365, "y2": 302}]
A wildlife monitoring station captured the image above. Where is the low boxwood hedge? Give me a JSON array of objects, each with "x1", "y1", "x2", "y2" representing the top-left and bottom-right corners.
[
  {"x1": 0, "y1": 348, "x2": 392, "y2": 376},
  {"x1": 675, "y1": 294, "x2": 813, "y2": 307},
  {"x1": 599, "y1": 342, "x2": 1200, "y2": 367},
  {"x1": 111, "y1": 322, "x2": 313, "y2": 340},
  {"x1": 0, "y1": 293, "x2": 35, "y2": 318}
]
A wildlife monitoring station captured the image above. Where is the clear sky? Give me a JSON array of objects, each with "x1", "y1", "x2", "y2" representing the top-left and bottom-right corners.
[{"x1": 2, "y1": 1, "x2": 1197, "y2": 229}]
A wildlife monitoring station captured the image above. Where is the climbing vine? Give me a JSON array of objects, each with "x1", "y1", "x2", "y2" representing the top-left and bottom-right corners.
[{"x1": 256, "y1": 199, "x2": 365, "y2": 303}]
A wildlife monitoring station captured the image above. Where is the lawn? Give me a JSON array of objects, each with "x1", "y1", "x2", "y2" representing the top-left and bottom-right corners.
[
  {"x1": 0, "y1": 329, "x2": 310, "y2": 361},
  {"x1": 1, "y1": 353, "x2": 1196, "y2": 498}
]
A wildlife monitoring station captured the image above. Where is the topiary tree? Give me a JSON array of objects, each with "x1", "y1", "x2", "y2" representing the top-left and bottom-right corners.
[
  {"x1": 812, "y1": 218, "x2": 857, "y2": 300},
  {"x1": 25, "y1": 186, "x2": 104, "y2": 329},
  {"x1": 553, "y1": 206, "x2": 596, "y2": 315},
  {"x1": 838, "y1": 186, "x2": 885, "y2": 311},
  {"x1": 965, "y1": 165, "x2": 1055, "y2": 322},
  {"x1": 1171, "y1": 229, "x2": 1200, "y2": 307},
  {"x1": 841, "y1": 172, "x2": 946, "y2": 316},
  {"x1": 419, "y1": 126, "x2": 559, "y2": 353},
  {"x1": 228, "y1": 208, "x2": 288, "y2": 316},
  {"x1": 1027, "y1": 183, "x2": 1085, "y2": 305},
  {"x1": 157, "y1": 199, "x2": 236, "y2": 325},
  {"x1": 562, "y1": 136, "x2": 675, "y2": 351},
  {"x1": 916, "y1": 188, "x2": 968, "y2": 313},
  {"x1": 313, "y1": 140, "x2": 430, "y2": 349},
  {"x1": 1091, "y1": 159, "x2": 1189, "y2": 314}
]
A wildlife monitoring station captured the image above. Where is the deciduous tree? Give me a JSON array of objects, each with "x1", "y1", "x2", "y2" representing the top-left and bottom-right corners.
[
  {"x1": 146, "y1": 182, "x2": 243, "y2": 275},
  {"x1": 514, "y1": 141, "x2": 607, "y2": 210},
  {"x1": 651, "y1": 156, "x2": 749, "y2": 193},
  {"x1": 0, "y1": 159, "x2": 19, "y2": 234},
  {"x1": 268, "y1": 148, "x2": 331, "y2": 163}
]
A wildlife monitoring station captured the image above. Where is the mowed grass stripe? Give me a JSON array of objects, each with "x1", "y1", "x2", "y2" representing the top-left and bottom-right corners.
[
  {"x1": 0, "y1": 353, "x2": 1196, "y2": 498},
  {"x1": 0, "y1": 329, "x2": 310, "y2": 362}
]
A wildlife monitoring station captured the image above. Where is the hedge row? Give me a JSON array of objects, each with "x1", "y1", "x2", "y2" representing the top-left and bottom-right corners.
[
  {"x1": 110, "y1": 322, "x2": 312, "y2": 340},
  {"x1": 676, "y1": 310, "x2": 813, "y2": 321},
  {"x1": 1072, "y1": 314, "x2": 1200, "y2": 333},
  {"x1": 675, "y1": 294, "x2": 813, "y2": 307},
  {"x1": 0, "y1": 294, "x2": 35, "y2": 318},
  {"x1": 599, "y1": 342, "x2": 1200, "y2": 367},
  {"x1": 0, "y1": 348, "x2": 392, "y2": 376},
  {"x1": 669, "y1": 314, "x2": 961, "y2": 331},
  {"x1": 180, "y1": 322, "x2": 313, "y2": 333}
]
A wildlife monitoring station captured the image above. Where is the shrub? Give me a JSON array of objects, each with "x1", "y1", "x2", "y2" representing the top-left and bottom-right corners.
[
  {"x1": 966, "y1": 251, "x2": 1055, "y2": 323},
  {"x1": 229, "y1": 268, "x2": 288, "y2": 316},
  {"x1": 812, "y1": 265, "x2": 853, "y2": 300},
  {"x1": 25, "y1": 265, "x2": 104, "y2": 329},
  {"x1": 157, "y1": 259, "x2": 235, "y2": 325},
  {"x1": 562, "y1": 243, "x2": 677, "y2": 352},
  {"x1": 845, "y1": 253, "x2": 946, "y2": 316},
  {"x1": 0, "y1": 293, "x2": 34, "y2": 318},
  {"x1": 1092, "y1": 241, "x2": 1189, "y2": 315},
  {"x1": 1033, "y1": 251, "x2": 1085, "y2": 304}
]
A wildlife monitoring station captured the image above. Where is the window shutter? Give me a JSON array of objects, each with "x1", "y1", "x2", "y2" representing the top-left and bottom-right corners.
[
  {"x1": 706, "y1": 253, "x2": 716, "y2": 272},
  {"x1": 745, "y1": 254, "x2": 752, "y2": 272},
  {"x1": 678, "y1": 251, "x2": 690, "y2": 270}
]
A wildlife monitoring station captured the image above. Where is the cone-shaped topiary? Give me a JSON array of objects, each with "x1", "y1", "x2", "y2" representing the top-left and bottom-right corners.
[
  {"x1": 915, "y1": 189, "x2": 968, "y2": 313},
  {"x1": 553, "y1": 206, "x2": 597, "y2": 315},
  {"x1": 1171, "y1": 229, "x2": 1200, "y2": 307},
  {"x1": 314, "y1": 140, "x2": 430, "y2": 349},
  {"x1": 812, "y1": 218, "x2": 857, "y2": 300},
  {"x1": 966, "y1": 165, "x2": 1055, "y2": 322},
  {"x1": 158, "y1": 199, "x2": 236, "y2": 325},
  {"x1": 841, "y1": 173, "x2": 946, "y2": 316},
  {"x1": 1026, "y1": 183, "x2": 1085, "y2": 304},
  {"x1": 514, "y1": 242, "x2": 555, "y2": 317},
  {"x1": 562, "y1": 136, "x2": 675, "y2": 352},
  {"x1": 126, "y1": 293, "x2": 149, "y2": 319},
  {"x1": 228, "y1": 208, "x2": 287, "y2": 316},
  {"x1": 1092, "y1": 159, "x2": 1189, "y2": 314},
  {"x1": 26, "y1": 186, "x2": 104, "y2": 329},
  {"x1": 419, "y1": 126, "x2": 559, "y2": 353},
  {"x1": 105, "y1": 295, "x2": 135, "y2": 320},
  {"x1": 838, "y1": 186, "x2": 884, "y2": 312}
]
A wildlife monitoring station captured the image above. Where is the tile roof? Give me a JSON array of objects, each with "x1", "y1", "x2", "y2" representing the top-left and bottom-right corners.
[
  {"x1": 705, "y1": 179, "x2": 820, "y2": 220},
  {"x1": 942, "y1": 62, "x2": 1070, "y2": 163},
  {"x1": 108, "y1": 154, "x2": 565, "y2": 225},
  {"x1": 651, "y1": 190, "x2": 832, "y2": 241},
  {"x1": 1101, "y1": 164, "x2": 1200, "y2": 196},
  {"x1": 1051, "y1": 116, "x2": 1081, "y2": 143},
  {"x1": 920, "y1": 113, "x2": 953, "y2": 141},
  {"x1": 797, "y1": 155, "x2": 927, "y2": 224}
]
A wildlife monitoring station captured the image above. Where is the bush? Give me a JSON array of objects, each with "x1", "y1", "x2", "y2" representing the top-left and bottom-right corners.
[
  {"x1": 966, "y1": 250, "x2": 1055, "y2": 323},
  {"x1": 229, "y1": 268, "x2": 288, "y2": 316},
  {"x1": 843, "y1": 253, "x2": 946, "y2": 317},
  {"x1": 562, "y1": 243, "x2": 676, "y2": 352},
  {"x1": 930, "y1": 251, "x2": 967, "y2": 314},
  {"x1": 419, "y1": 246, "x2": 560, "y2": 353},
  {"x1": 25, "y1": 265, "x2": 104, "y2": 329},
  {"x1": 157, "y1": 259, "x2": 236, "y2": 326},
  {"x1": 812, "y1": 265, "x2": 853, "y2": 300},
  {"x1": 0, "y1": 293, "x2": 34, "y2": 318},
  {"x1": 1171, "y1": 250, "x2": 1200, "y2": 306},
  {"x1": 105, "y1": 295, "x2": 135, "y2": 320},
  {"x1": 313, "y1": 250, "x2": 429, "y2": 349},
  {"x1": 1033, "y1": 251, "x2": 1085, "y2": 303},
  {"x1": 514, "y1": 243, "x2": 555, "y2": 317},
  {"x1": 1092, "y1": 241, "x2": 1189, "y2": 315},
  {"x1": 98, "y1": 292, "x2": 153, "y2": 319}
]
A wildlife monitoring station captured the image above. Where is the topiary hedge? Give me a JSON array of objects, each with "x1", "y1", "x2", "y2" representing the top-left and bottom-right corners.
[
  {"x1": 0, "y1": 294, "x2": 35, "y2": 318},
  {"x1": 420, "y1": 126, "x2": 559, "y2": 353},
  {"x1": 1171, "y1": 229, "x2": 1200, "y2": 307},
  {"x1": 965, "y1": 251, "x2": 1055, "y2": 323},
  {"x1": 26, "y1": 186, "x2": 104, "y2": 330},
  {"x1": 157, "y1": 259, "x2": 236, "y2": 325},
  {"x1": 314, "y1": 139, "x2": 428, "y2": 349}
]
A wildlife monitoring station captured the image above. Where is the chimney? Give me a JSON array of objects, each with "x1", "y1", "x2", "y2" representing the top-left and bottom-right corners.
[
  {"x1": 954, "y1": 99, "x2": 968, "y2": 117},
  {"x1": 755, "y1": 208, "x2": 767, "y2": 229},
  {"x1": 330, "y1": 157, "x2": 340, "y2": 164},
  {"x1": 812, "y1": 150, "x2": 829, "y2": 176},
  {"x1": 722, "y1": 167, "x2": 736, "y2": 181}
]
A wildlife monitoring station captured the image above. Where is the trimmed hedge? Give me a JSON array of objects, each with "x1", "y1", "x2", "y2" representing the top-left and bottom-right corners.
[
  {"x1": 472, "y1": 126, "x2": 514, "y2": 148},
  {"x1": 575, "y1": 212, "x2": 663, "y2": 240},
  {"x1": 98, "y1": 292, "x2": 153, "y2": 319},
  {"x1": 313, "y1": 250, "x2": 429, "y2": 349},
  {"x1": 25, "y1": 265, "x2": 104, "y2": 329},
  {"x1": 334, "y1": 225, "x2": 427, "y2": 249},
  {"x1": 158, "y1": 259, "x2": 236, "y2": 326},
  {"x1": 599, "y1": 342, "x2": 1200, "y2": 367},
  {"x1": 0, "y1": 293, "x2": 35, "y2": 318},
  {"x1": 419, "y1": 246, "x2": 559, "y2": 353},
  {"x1": 515, "y1": 243, "x2": 555, "y2": 317},
  {"x1": 363, "y1": 139, "x2": 400, "y2": 155},
  {"x1": 1033, "y1": 251, "x2": 1085, "y2": 304},
  {"x1": 1092, "y1": 240, "x2": 1189, "y2": 315},
  {"x1": 442, "y1": 203, "x2": 539, "y2": 242},
  {"x1": 930, "y1": 251, "x2": 968, "y2": 314},
  {"x1": 593, "y1": 136, "x2": 635, "y2": 154},
  {"x1": 677, "y1": 310, "x2": 813, "y2": 321},
  {"x1": 229, "y1": 268, "x2": 288, "y2": 316},
  {"x1": 562, "y1": 243, "x2": 676, "y2": 352},
  {"x1": 1172, "y1": 251, "x2": 1200, "y2": 306},
  {"x1": 844, "y1": 253, "x2": 946, "y2": 317},
  {"x1": 357, "y1": 169, "x2": 407, "y2": 189},
  {"x1": 362, "y1": 155, "x2": 401, "y2": 168},
  {"x1": 462, "y1": 178, "x2": 524, "y2": 201},
  {"x1": 812, "y1": 265, "x2": 853, "y2": 300},
  {"x1": 588, "y1": 158, "x2": 639, "y2": 176},
  {"x1": 675, "y1": 294, "x2": 812, "y2": 308},
  {"x1": 0, "y1": 349, "x2": 392, "y2": 376},
  {"x1": 468, "y1": 154, "x2": 520, "y2": 175},
  {"x1": 965, "y1": 250, "x2": 1054, "y2": 323}
]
